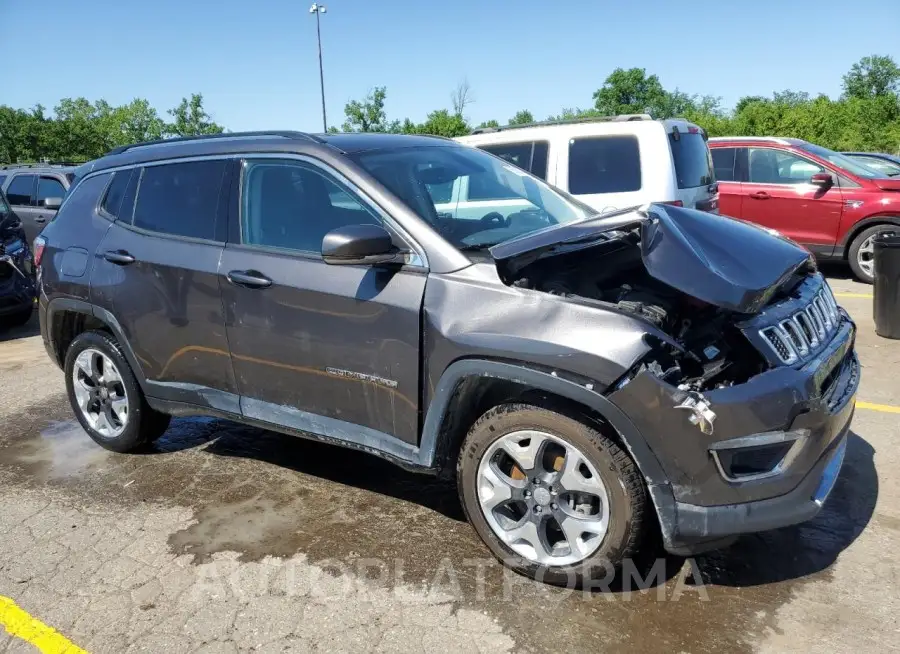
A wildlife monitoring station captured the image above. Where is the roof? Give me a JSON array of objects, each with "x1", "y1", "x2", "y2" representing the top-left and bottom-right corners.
[
  {"x1": 316, "y1": 132, "x2": 455, "y2": 153},
  {"x1": 0, "y1": 163, "x2": 77, "y2": 172},
  {"x1": 708, "y1": 136, "x2": 807, "y2": 146},
  {"x1": 76, "y1": 131, "x2": 462, "y2": 179}
]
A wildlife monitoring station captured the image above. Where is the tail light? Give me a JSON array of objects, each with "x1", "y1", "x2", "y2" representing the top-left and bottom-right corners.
[
  {"x1": 661, "y1": 200, "x2": 683, "y2": 207},
  {"x1": 33, "y1": 236, "x2": 46, "y2": 267}
]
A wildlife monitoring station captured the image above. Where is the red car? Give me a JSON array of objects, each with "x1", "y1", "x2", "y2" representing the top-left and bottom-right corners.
[{"x1": 709, "y1": 137, "x2": 900, "y2": 282}]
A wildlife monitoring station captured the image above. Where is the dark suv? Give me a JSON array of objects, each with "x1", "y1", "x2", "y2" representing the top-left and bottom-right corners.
[{"x1": 37, "y1": 132, "x2": 859, "y2": 584}]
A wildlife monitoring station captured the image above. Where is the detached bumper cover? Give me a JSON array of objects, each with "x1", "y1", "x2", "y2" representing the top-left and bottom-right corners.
[{"x1": 609, "y1": 311, "x2": 859, "y2": 553}]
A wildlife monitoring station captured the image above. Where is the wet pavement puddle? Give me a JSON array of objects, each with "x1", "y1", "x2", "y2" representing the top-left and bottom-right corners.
[{"x1": 0, "y1": 395, "x2": 881, "y2": 653}]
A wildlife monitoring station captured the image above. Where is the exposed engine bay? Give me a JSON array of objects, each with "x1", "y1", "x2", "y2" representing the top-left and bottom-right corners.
[{"x1": 507, "y1": 230, "x2": 773, "y2": 392}]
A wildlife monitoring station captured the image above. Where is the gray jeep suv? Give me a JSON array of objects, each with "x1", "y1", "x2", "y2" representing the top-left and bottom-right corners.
[{"x1": 36, "y1": 131, "x2": 858, "y2": 585}]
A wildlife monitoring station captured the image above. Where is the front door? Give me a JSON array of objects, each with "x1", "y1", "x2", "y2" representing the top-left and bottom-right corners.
[
  {"x1": 742, "y1": 147, "x2": 843, "y2": 250},
  {"x1": 5, "y1": 174, "x2": 40, "y2": 244},
  {"x1": 219, "y1": 157, "x2": 426, "y2": 446}
]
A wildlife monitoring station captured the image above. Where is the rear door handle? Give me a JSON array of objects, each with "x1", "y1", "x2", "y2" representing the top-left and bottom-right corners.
[
  {"x1": 227, "y1": 270, "x2": 273, "y2": 289},
  {"x1": 34, "y1": 216, "x2": 47, "y2": 224},
  {"x1": 749, "y1": 191, "x2": 770, "y2": 200},
  {"x1": 104, "y1": 250, "x2": 135, "y2": 265}
]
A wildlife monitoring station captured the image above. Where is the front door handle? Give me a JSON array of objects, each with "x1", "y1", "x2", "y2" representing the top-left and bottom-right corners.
[
  {"x1": 749, "y1": 191, "x2": 770, "y2": 200},
  {"x1": 227, "y1": 270, "x2": 273, "y2": 289},
  {"x1": 104, "y1": 250, "x2": 135, "y2": 265}
]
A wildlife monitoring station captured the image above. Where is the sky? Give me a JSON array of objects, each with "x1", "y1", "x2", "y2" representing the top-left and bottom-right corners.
[{"x1": 3, "y1": 0, "x2": 899, "y2": 133}]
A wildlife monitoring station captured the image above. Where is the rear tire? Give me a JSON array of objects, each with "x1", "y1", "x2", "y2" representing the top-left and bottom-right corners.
[
  {"x1": 64, "y1": 330, "x2": 170, "y2": 453},
  {"x1": 457, "y1": 403, "x2": 650, "y2": 587},
  {"x1": 848, "y1": 224, "x2": 898, "y2": 283}
]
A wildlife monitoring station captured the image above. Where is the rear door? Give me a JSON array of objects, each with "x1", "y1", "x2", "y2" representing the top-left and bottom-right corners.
[
  {"x1": 92, "y1": 160, "x2": 238, "y2": 411},
  {"x1": 219, "y1": 157, "x2": 426, "y2": 446},
  {"x1": 668, "y1": 130, "x2": 717, "y2": 211},
  {"x1": 711, "y1": 146, "x2": 743, "y2": 217},
  {"x1": 5, "y1": 174, "x2": 40, "y2": 243},
  {"x1": 742, "y1": 147, "x2": 843, "y2": 249}
]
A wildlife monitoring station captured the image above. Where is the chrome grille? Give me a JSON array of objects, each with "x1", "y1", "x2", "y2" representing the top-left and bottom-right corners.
[{"x1": 759, "y1": 286, "x2": 841, "y2": 365}]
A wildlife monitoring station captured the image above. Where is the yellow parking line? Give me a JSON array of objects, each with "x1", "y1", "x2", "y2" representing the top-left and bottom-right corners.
[
  {"x1": 857, "y1": 401, "x2": 900, "y2": 414},
  {"x1": 835, "y1": 292, "x2": 873, "y2": 299},
  {"x1": 0, "y1": 595, "x2": 87, "y2": 653}
]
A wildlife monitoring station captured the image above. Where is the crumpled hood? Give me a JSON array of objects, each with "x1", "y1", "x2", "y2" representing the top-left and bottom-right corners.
[{"x1": 490, "y1": 204, "x2": 813, "y2": 314}]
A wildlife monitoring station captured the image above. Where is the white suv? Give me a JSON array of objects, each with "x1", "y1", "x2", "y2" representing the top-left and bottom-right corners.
[{"x1": 455, "y1": 114, "x2": 718, "y2": 217}]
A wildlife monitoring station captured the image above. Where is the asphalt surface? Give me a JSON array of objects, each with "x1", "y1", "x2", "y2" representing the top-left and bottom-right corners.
[{"x1": 0, "y1": 266, "x2": 898, "y2": 653}]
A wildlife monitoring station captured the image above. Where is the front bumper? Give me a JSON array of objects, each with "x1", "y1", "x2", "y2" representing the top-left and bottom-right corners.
[{"x1": 609, "y1": 310, "x2": 858, "y2": 554}]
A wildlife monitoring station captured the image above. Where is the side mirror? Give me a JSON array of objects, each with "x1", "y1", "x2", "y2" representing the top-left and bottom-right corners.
[
  {"x1": 322, "y1": 224, "x2": 399, "y2": 266},
  {"x1": 42, "y1": 197, "x2": 63, "y2": 210},
  {"x1": 810, "y1": 173, "x2": 834, "y2": 189}
]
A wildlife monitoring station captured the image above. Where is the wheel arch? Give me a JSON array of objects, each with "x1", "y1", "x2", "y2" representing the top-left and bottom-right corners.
[
  {"x1": 839, "y1": 216, "x2": 900, "y2": 255},
  {"x1": 46, "y1": 298, "x2": 147, "y2": 386},
  {"x1": 418, "y1": 359, "x2": 676, "y2": 537}
]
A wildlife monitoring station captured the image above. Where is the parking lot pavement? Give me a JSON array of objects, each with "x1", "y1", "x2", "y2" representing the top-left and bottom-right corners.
[{"x1": 1, "y1": 271, "x2": 898, "y2": 653}]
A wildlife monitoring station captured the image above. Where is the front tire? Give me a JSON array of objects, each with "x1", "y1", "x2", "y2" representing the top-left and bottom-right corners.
[
  {"x1": 64, "y1": 330, "x2": 170, "y2": 453},
  {"x1": 848, "y1": 225, "x2": 897, "y2": 283},
  {"x1": 457, "y1": 403, "x2": 649, "y2": 587}
]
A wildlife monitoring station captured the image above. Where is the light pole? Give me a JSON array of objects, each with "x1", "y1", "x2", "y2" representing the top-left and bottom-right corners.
[{"x1": 309, "y1": 3, "x2": 327, "y2": 132}]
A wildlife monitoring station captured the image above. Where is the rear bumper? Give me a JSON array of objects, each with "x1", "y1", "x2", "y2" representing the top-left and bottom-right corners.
[{"x1": 609, "y1": 310, "x2": 858, "y2": 554}]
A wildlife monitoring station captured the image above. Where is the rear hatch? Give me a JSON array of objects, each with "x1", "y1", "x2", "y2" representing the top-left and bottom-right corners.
[{"x1": 667, "y1": 123, "x2": 718, "y2": 212}]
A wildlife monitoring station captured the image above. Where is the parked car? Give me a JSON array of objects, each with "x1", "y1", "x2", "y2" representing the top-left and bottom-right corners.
[
  {"x1": 0, "y1": 163, "x2": 75, "y2": 245},
  {"x1": 37, "y1": 131, "x2": 857, "y2": 585},
  {"x1": 456, "y1": 115, "x2": 718, "y2": 215},
  {"x1": 842, "y1": 152, "x2": 900, "y2": 177},
  {"x1": 709, "y1": 137, "x2": 900, "y2": 282},
  {"x1": 0, "y1": 189, "x2": 36, "y2": 329}
]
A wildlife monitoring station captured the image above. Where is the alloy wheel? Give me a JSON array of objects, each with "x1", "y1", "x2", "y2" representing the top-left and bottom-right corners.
[
  {"x1": 476, "y1": 430, "x2": 610, "y2": 566},
  {"x1": 71, "y1": 348, "x2": 129, "y2": 438},
  {"x1": 857, "y1": 235, "x2": 875, "y2": 278}
]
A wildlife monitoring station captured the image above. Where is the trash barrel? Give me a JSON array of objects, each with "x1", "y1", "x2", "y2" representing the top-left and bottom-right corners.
[{"x1": 873, "y1": 232, "x2": 900, "y2": 339}]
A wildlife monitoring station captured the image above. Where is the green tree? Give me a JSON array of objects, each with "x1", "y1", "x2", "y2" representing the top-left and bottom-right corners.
[
  {"x1": 508, "y1": 110, "x2": 534, "y2": 125},
  {"x1": 842, "y1": 55, "x2": 900, "y2": 99},
  {"x1": 418, "y1": 109, "x2": 470, "y2": 137},
  {"x1": 476, "y1": 119, "x2": 500, "y2": 129},
  {"x1": 341, "y1": 87, "x2": 390, "y2": 132},
  {"x1": 592, "y1": 68, "x2": 670, "y2": 117},
  {"x1": 166, "y1": 93, "x2": 223, "y2": 137}
]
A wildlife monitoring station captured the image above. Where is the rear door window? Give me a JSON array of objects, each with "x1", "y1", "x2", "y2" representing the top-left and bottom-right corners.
[
  {"x1": 133, "y1": 161, "x2": 226, "y2": 240},
  {"x1": 568, "y1": 136, "x2": 641, "y2": 194},
  {"x1": 37, "y1": 176, "x2": 67, "y2": 204},
  {"x1": 669, "y1": 132, "x2": 714, "y2": 188},
  {"x1": 711, "y1": 148, "x2": 738, "y2": 182},
  {"x1": 6, "y1": 174, "x2": 36, "y2": 206},
  {"x1": 479, "y1": 141, "x2": 550, "y2": 180}
]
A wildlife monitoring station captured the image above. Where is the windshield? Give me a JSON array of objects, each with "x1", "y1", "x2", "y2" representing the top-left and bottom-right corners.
[
  {"x1": 352, "y1": 145, "x2": 591, "y2": 250},
  {"x1": 800, "y1": 143, "x2": 891, "y2": 179}
]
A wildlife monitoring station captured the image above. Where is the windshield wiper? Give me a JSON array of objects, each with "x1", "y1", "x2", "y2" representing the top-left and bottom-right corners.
[{"x1": 457, "y1": 242, "x2": 500, "y2": 251}]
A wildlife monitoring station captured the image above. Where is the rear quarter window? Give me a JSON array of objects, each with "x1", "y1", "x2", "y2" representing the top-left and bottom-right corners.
[
  {"x1": 568, "y1": 136, "x2": 641, "y2": 194},
  {"x1": 50, "y1": 173, "x2": 112, "y2": 224},
  {"x1": 669, "y1": 132, "x2": 714, "y2": 188}
]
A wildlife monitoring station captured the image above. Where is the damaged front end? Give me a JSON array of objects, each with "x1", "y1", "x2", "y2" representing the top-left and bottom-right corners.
[
  {"x1": 490, "y1": 204, "x2": 859, "y2": 553},
  {"x1": 491, "y1": 203, "x2": 815, "y2": 394}
]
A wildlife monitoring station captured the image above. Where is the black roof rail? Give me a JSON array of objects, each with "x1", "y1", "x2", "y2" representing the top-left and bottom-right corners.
[
  {"x1": 470, "y1": 113, "x2": 653, "y2": 135},
  {"x1": 104, "y1": 130, "x2": 326, "y2": 156}
]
